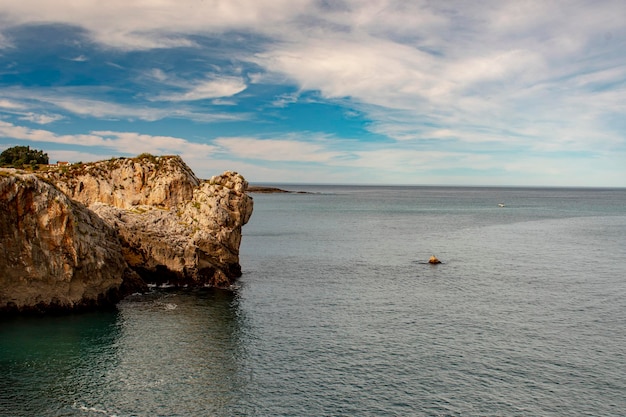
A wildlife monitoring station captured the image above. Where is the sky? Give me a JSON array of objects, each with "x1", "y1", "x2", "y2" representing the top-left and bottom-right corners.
[{"x1": 0, "y1": 1, "x2": 625, "y2": 186}]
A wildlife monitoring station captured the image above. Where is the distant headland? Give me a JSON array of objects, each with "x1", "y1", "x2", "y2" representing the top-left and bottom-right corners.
[
  {"x1": 248, "y1": 185, "x2": 310, "y2": 194},
  {"x1": 248, "y1": 186, "x2": 291, "y2": 193}
]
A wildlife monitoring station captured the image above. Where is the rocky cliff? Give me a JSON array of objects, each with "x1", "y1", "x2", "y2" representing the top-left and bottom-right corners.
[
  {"x1": 0, "y1": 173, "x2": 140, "y2": 313},
  {"x1": 43, "y1": 154, "x2": 200, "y2": 209},
  {"x1": 0, "y1": 155, "x2": 253, "y2": 313}
]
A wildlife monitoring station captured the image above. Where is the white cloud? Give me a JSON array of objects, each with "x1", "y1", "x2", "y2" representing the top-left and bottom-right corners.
[
  {"x1": 0, "y1": 0, "x2": 313, "y2": 50},
  {"x1": 0, "y1": 88, "x2": 250, "y2": 122},
  {"x1": 46, "y1": 149, "x2": 110, "y2": 165},
  {"x1": 344, "y1": 148, "x2": 494, "y2": 173},
  {"x1": 498, "y1": 154, "x2": 626, "y2": 187},
  {"x1": 52, "y1": 96, "x2": 248, "y2": 122},
  {"x1": 1, "y1": 97, "x2": 66, "y2": 126},
  {"x1": 142, "y1": 70, "x2": 248, "y2": 102},
  {"x1": 97, "y1": 32, "x2": 198, "y2": 51},
  {"x1": 244, "y1": 0, "x2": 626, "y2": 165},
  {"x1": 0, "y1": 99, "x2": 26, "y2": 110},
  {"x1": 271, "y1": 92, "x2": 300, "y2": 108},
  {"x1": 211, "y1": 98, "x2": 238, "y2": 106},
  {"x1": 149, "y1": 68, "x2": 169, "y2": 82},
  {"x1": 214, "y1": 136, "x2": 342, "y2": 163},
  {"x1": 0, "y1": 121, "x2": 105, "y2": 146},
  {"x1": 92, "y1": 131, "x2": 218, "y2": 158},
  {"x1": 47, "y1": 97, "x2": 172, "y2": 121},
  {"x1": 443, "y1": 49, "x2": 546, "y2": 91},
  {"x1": 155, "y1": 76, "x2": 247, "y2": 102},
  {"x1": 18, "y1": 113, "x2": 64, "y2": 124},
  {"x1": 1, "y1": 90, "x2": 169, "y2": 121},
  {"x1": 254, "y1": 36, "x2": 440, "y2": 109},
  {"x1": 0, "y1": 32, "x2": 10, "y2": 48},
  {"x1": 0, "y1": 121, "x2": 216, "y2": 160}
]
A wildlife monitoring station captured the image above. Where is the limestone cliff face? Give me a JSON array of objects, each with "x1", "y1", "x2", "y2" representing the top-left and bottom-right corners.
[
  {"x1": 1, "y1": 155, "x2": 253, "y2": 313},
  {"x1": 0, "y1": 173, "x2": 140, "y2": 313},
  {"x1": 91, "y1": 171, "x2": 254, "y2": 287},
  {"x1": 42, "y1": 155, "x2": 200, "y2": 209},
  {"x1": 43, "y1": 155, "x2": 253, "y2": 287}
]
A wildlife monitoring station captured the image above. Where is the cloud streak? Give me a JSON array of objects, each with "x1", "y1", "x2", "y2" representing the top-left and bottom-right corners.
[
  {"x1": 0, "y1": 88, "x2": 250, "y2": 123},
  {"x1": 153, "y1": 76, "x2": 247, "y2": 102},
  {"x1": 0, "y1": 121, "x2": 216, "y2": 159},
  {"x1": 214, "y1": 136, "x2": 343, "y2": 163}
]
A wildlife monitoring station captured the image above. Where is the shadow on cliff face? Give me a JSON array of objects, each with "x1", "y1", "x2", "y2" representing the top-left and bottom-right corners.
[
  {"x1": 131, "y1": 263, "x2": 242, "y2": 288},
  {"x1": 134, "y1": 265, "x2": 184, "y2": 287}
]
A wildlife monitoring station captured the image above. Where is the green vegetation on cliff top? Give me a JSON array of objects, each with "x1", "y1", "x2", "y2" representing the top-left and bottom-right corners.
[{"x1": 0, "y1": 146, "x2": 49, "y2": 168}]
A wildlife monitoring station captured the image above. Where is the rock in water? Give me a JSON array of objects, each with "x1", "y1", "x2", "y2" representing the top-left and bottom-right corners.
[
  {"x1": 0, "y1": 173, "x2": 140, "y2": 313},
  {"x1": 42, "y1": 156, "x2": 253, "y2": 289},
  {"x1": 428, "y1": 255, "x2": 441, "y2": 264},
  {"x1": 1, "y1": 155, "x2": 254, "y2": 314},
  {"x1": 91, "y1": 171, "x2": 253, "y2": 288}
]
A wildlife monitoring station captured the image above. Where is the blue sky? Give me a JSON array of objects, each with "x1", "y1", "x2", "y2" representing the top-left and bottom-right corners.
[{"x1": 1, "y1": 1, "x2": 625, "y2": 186}]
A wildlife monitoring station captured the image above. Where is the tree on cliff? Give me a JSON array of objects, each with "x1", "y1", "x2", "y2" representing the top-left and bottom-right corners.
[{"x1": 0, "y1": 145, "x2": 49, "y2": 167}]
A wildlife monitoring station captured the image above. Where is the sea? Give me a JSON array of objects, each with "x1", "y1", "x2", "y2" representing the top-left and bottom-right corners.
[{"x1": 1, "y1": 185, "x2": 626, "y2": 417}]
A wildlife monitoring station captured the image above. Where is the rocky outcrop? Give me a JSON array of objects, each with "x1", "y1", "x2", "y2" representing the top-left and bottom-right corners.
[
  {"x1": 428, "y1": 255, "x2": 441, "y2": 264},
  {"x1": 42, "y1": 154, "x2": 200, "y2": 209},
  {"x1": 1, "y1": 155, "x2": 253, "y2": 314},
  {"x1": 0, "y1": 173, "x2": 141, "y2": 313},
  {"x1": 90, "y1": 171, "x2": 253, "y2": 287}
]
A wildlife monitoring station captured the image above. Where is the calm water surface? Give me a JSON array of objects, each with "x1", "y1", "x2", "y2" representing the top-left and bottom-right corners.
[{"x1": 2, "y1": 186, "x2": 626, "y2": 416}]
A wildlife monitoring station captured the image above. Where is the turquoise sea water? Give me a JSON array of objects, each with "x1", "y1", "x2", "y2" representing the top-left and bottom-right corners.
[{"x1": 2, "y1": 186, "x2": 626, "y2": 416}]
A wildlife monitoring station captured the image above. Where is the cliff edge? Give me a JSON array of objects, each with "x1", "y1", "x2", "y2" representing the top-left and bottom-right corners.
[{"x1": 0, "y1": 155, "x2": 253, "y2": 313}]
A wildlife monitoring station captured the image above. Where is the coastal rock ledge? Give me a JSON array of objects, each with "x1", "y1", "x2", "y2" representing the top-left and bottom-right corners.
[{"x1": 0, "y1": 155, "x2": 253, "y2": 314}]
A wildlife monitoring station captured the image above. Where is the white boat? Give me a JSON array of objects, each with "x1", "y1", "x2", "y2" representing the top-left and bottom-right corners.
[{"x1": 498, "y1": 203, "x2": 505, "y2": 207}]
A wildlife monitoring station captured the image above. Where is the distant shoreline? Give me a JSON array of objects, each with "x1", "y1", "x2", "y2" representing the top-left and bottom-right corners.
[
  {"x1": 247, "y1": 186, "x2": 291, "y2": 193},
  {"x1": 247, "y1": 186, "x2": 310, "y2": 194}
]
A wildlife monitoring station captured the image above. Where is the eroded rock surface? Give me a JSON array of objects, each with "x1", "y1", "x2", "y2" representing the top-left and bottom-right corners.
[
  {"x1": 91, "y1": 171, "x2": 253, "y2": 287},
  {"x1": 1, "y1": 155, "x2": 253, "y2": 313},
  {"x1": 0, "y1": 173, "x2": 140, "y2": 313},
  {"x1": 42, "y1": 155, "x2": 200, "y2": 209}
]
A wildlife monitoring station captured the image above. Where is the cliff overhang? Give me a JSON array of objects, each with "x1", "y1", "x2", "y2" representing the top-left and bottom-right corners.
[{"x1": 0, "y1": 155, "x2": 253, "y2": 314}]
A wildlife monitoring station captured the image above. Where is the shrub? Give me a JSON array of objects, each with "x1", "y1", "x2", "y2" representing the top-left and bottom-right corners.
[
  {"x1": 0, "y1": 145, "x2": 49, "y2": 167},
  {"x1": 136, "y1": 153, "x2": 158, "y2": 164}
]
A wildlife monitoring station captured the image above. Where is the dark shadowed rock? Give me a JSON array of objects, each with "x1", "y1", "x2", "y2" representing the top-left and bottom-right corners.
[{"x1": 0, "y1": 173, "x2": 142, "y2": 314}]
